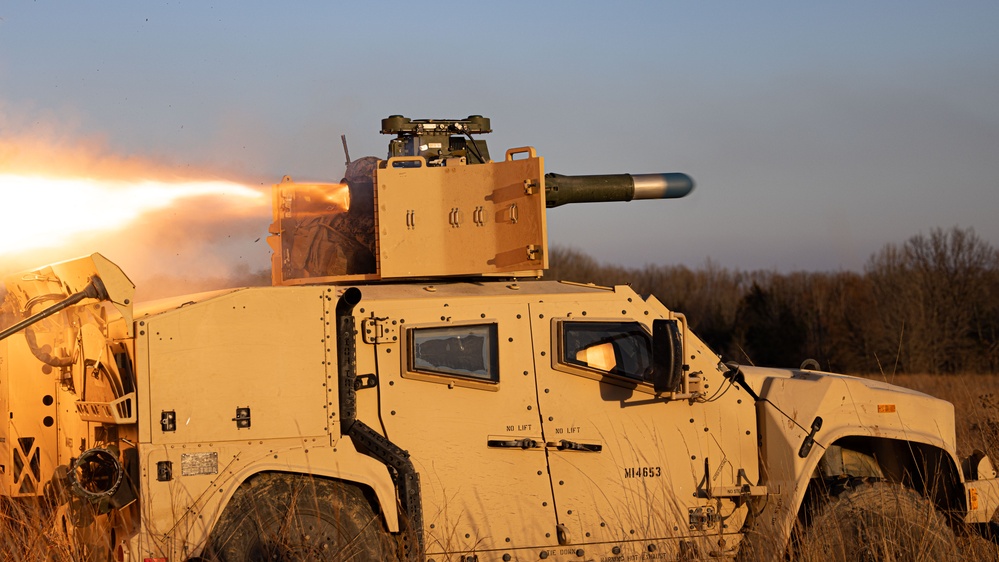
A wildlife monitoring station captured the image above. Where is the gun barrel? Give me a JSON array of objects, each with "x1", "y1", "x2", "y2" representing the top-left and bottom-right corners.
[{"x1": 544, "y1": 172, "x2": 694, "y2": 208}]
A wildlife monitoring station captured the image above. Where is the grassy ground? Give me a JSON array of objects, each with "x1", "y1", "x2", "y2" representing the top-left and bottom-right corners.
[{"x1": 0, "y1": 498, "x2": 77, "y2": 561}]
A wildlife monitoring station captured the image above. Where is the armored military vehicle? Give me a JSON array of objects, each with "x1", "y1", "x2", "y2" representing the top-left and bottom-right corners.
[{"x1": 1, "y1": 116, "x2": 997, "y2": 561}]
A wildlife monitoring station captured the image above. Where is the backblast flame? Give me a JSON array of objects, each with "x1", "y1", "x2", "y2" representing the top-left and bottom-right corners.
[{"x1": 1, "y1": 174, "x2": 265, "y2": 256}]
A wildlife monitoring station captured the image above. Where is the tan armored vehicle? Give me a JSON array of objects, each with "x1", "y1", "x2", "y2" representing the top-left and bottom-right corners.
[{"x1": 2, "y1": 115, "x2": 998, "y2": 561}]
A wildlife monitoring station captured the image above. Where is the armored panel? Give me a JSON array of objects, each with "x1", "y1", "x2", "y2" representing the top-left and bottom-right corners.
[
  {"x1": 269, "y1": 160, "x2": 379, "y2": 286},
  {"x1": 376, "y1": 147, "x2": 547, "y2": 278},
  {"x1": 141, "y1": 287, "x2": 330, "y2": 445},
  {"x1": 270, "y1": 148, "x2": 547, "y2": 285}
]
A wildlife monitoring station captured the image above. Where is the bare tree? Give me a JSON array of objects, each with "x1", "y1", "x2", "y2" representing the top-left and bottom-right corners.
[
  {"x1": 548, "y1": 227, "x2": 999, "y2": 376},
  {"x1": 866, "y1": 227, "x2": 999, "y2": 374}
]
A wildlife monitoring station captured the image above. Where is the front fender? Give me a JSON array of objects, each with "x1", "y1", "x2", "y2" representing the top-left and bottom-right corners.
[
  {"x1": 740, "y1": 366, "x2": 965, "y2": 543},
  {"x1": 753, "y1": 368, "x2": 959, "y2": 477}
]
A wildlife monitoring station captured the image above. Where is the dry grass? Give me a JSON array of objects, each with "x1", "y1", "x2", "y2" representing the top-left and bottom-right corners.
[
  {"x1": 0, "y1": 498, "x2": 78, "y2": 561},
  {"x1": 792, "y1": 482, "x2": 962, "y2": 562},
  {"x1": 857, "y1": 373, "x2": 999, "y2": 561}
]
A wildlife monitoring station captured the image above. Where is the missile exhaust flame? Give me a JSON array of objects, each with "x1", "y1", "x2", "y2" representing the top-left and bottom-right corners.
[
  {"x1": 2, "y1": 174, "x2": 265, "y2": 256},
  {"x1": 0, "y1": 132, "x2": 276, "y2": 299}
]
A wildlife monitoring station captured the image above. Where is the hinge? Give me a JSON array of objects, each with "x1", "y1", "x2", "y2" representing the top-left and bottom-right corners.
[{"x1": 362, "y1": 317, "x2": 398, "y2": 344}]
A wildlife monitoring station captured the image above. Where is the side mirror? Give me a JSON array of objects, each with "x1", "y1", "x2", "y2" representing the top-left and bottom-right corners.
[{"x1": 652, "y1": 319, "x2": 684, "y2": 394}]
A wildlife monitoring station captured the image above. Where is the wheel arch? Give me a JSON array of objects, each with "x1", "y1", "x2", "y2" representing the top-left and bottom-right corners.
[
  {"x1": 195, "y1": 455, "x2": 403, "y2": 562},
  {"x1": 201, "y1": 470, "x2": 403, "y2": 561},
  {"x1": 806, "y1": 435, "x2": 966, "y2": 518}
]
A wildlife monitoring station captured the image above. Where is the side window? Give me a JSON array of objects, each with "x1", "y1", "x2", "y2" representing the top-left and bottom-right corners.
[
  {"x1": 561, "y1": 321, "x2": 652, "y2": 382},
  {"x1": 409, "y1": 324, "x2": 499, "y2": 383}
]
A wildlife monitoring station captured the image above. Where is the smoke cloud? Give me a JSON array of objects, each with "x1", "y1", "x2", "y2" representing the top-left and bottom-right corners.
[{"x1": 1, "y1": 127, "x2": 274, "y2": 301}]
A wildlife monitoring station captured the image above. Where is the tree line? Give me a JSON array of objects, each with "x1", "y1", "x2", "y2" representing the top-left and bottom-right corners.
[{"x1": 546, "y1": 227, "x2": 999, "y2": 375}]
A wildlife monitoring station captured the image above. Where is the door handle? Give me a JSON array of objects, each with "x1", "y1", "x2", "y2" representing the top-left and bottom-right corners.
[
  {"x1": 549, "y1": 439, "x2": 602, "y2": 452},
  {"x1": 487, "y1": 438, "x2": 539, "y2": 450}
]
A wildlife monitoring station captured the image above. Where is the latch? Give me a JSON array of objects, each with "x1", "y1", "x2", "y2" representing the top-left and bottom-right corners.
[
  {"x1": 232, "y1": 407, "x2": 251, "y2": 429},
  {"x1": 688, "y1": 506, "x2": 718, "y2": 531},
  {"x1": 362, "y1": 317, "x2": 397, "y2": 344},
  {"x1": 524, "y1": 178, "x2": 539, "y2": 195},
  {"x1": 354, "y1": 373, "x2": 378, "y2": 390},
  {"x1": 160, "y1": 410, "x2": 176, "y2": 432},
  {"x1": 526, "y1": 244, "x2": 541, "y2": 260},
  {"x1": 156, "y1": 461, "x2": 173, "y2": 482}
]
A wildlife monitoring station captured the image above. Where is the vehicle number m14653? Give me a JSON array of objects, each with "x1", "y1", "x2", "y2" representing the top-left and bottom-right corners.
[{"x1": 624, "y1": 466, "x2": 662, "y2": 478}]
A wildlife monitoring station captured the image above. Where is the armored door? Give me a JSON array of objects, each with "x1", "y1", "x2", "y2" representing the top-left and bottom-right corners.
[
  {"x1": 358, "y1": 296, "x2": 559, "y2": 557},
  {"x1": 528, "y1": 298, "x2": 756, "y2": 558}
]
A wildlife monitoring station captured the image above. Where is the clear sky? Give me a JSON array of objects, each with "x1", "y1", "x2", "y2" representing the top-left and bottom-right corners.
[{"x1": 1, "y1": 1, "x2": 997, "y2": 285}]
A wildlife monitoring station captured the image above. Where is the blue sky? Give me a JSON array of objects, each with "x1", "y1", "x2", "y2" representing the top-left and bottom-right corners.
[{"x1": 1, "y1": 1, "x2": 997, "y2": 280}]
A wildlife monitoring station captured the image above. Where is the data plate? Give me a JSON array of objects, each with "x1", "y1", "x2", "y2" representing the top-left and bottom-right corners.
[{"x1": 181, "y1": 452, "x2": 219, "y2": 476}]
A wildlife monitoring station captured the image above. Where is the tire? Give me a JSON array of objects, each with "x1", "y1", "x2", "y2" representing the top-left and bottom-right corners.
[
  {"x1": 794, "y1": 481, "x2": 959, "y2": 562},
  {"x1": 204, "y1": 473, "x2": 400, "y2": 561}
]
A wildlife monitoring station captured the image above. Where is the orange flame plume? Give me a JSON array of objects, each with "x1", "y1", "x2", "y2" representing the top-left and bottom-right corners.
[{"x1": 0, "y1": 135, "x2": 272, "y2": 297}]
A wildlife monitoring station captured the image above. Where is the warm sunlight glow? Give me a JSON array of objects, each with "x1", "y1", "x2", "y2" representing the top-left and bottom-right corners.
[
  {"x1": 288, "y1": 182, "x2": 351, "y2": 215},
  {"x1": 1, "y1": 174, "x2": 265, "y2": 255}
]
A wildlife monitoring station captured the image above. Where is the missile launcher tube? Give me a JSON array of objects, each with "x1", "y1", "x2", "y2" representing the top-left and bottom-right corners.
[{"x1": 544, "y1": 172, "x2": 694, "y2": 208}]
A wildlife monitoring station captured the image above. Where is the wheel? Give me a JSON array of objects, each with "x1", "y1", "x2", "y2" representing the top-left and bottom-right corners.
[
  {"x1": 204, "y1": 473, "x2": 400, "y2": 561},
  {"x1": 794, "y1": 481, "x2": 959, "y2": 562}
]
